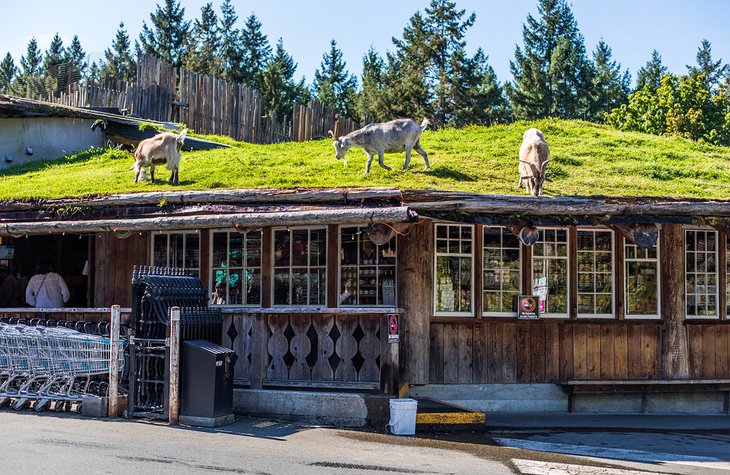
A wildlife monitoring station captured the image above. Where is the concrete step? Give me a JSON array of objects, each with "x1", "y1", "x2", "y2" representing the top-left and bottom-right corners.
[{"x1": 414, "y1": 397, "x2": 486, "y2": 430}]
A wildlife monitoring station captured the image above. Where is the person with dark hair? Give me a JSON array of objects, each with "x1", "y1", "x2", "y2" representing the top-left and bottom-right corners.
[
  {"x1": 0, "y1": 264, "x2": 20, "y2": 307},
  {"x1": 25, "y1": 260, "x2": 70, "y2": 308}
]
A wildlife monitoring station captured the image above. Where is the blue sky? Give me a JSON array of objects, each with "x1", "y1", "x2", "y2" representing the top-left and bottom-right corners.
[{"x1": 1, "y1": 1, "x2": 728, "y2": 87}]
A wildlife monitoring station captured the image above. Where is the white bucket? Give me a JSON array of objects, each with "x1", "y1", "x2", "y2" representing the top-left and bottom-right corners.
[{"x1": 388, "y1": 398, "x2": 418, "y2": 435}]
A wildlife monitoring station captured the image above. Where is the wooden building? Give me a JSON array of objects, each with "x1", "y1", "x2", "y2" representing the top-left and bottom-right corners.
[{"x1": 1, "y1": 188, "x2": 729, "y2": 413}]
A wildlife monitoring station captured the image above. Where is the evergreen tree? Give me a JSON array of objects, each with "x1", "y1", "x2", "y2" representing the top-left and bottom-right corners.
[
  {"x1": 218, "y1": 0, "x2": 243, "y2": 83},
  {"x1": 65, "y1": 35, "x2": 87, "y2": 81},
  {"x1": 138, "y1": 0, "x2": 191, "y2": 67},
  {"x1": 88, "y1": 61, "x2": 102, "y2": 84},
  {"x1": 240, "y1": 14, "x2": 271, "y2": 90},
  {"x1": 260, "y1": 38, "x2": 308, "y2": 119},
  {"x1": 43, "y1": 33, "x2": 67, "y2": 95},
  {"x1": 17, "y1": 38, "x2": 43, "y2": 99},
  {"x1": 687, "y1": 39, "x2": 729, "y2": 92},
  {"x1": 588, "y1": 39, "x2": 630, "y2": 121},
  {"x1": 102, "y1": 22, "x2": 137, "y2": 82},
  {"x1": 186, "y1": 3, "x2": 222, "y2": 76},
  {"x1": 0, "y1": 53, "x2": 17, "y2": 94},
  {"x1": 356, "y1": 48, "x2": 387, "y2": 122},
  {"x1": 636, "y1": 50, "x2": 667, "y2": 92},
  {"x1": 313, "y1": 40, "x2": 358, "y2": 117},
  {"x1": 507, "y1": 0, "x2": 594, "y2": 119},
  {"x1": 449, "y1": 48, "x2": 510, "y2": 126}
]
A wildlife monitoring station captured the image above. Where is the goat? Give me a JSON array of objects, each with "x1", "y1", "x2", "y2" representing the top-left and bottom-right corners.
[
  {"x1": 131, "y1": 129, "x2": 187, "y2": 184},
  {"x1": 329, "y1": 118, "x2": 430, "y2": 174},
  {"x1": 517, "y1": 128, "x2": 551, "y2": 196}
]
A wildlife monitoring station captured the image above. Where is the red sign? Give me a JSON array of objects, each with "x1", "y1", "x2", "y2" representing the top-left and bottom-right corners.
[
  {"x1": 517, "y1": 295, "x2": 539, "y2": 319},
  {"x1": 387, "y1": 313, "x2": 399, "y2": 342}
]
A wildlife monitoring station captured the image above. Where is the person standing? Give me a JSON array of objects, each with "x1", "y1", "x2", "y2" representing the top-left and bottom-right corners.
[
  {"x1": 0, "y1": 264, "x2": 21, "y2": 307},
  {"x1": 25, "y1": 260, "x2": 70, "y2": 308}
]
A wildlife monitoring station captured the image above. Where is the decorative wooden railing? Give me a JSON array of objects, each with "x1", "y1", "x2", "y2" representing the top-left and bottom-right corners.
[{"x1": 222, "y1": 310, "x2": 399, "y2": 393}]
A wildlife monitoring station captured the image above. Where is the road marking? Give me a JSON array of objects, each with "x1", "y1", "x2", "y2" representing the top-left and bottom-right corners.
[
  {"x1": 511, "y1": 458, "x2": 654, "y2": 475},
  {"x1": 496, "y1": 437, "x2": 729, "y2": 471}
]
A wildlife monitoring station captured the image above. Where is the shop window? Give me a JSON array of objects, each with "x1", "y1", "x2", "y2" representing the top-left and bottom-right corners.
[
  {"x1": 482, "y1": 227, "x2": 520, "y2": 315},
  {"x1": 686, "y1": 229, "x2": 718, "y2": 318},
  {"x1": 339, "y1": 226, "x2": 396, "y2": 307},
  {"x1": 151, "y1": 232, "x2": 200, "y2": 276},
  {"x1": 577, "y1": 229, "x2": 614, "y2": 317},
  {"x1": 625, "y1": 241, "x2": 659, "y2": 318},
  {"x1": 434, "y1": 224, "x2": 473, "y2": 316},
  {"x1": 531, "y1": 228, "x2": 569, "y2": 317},
  {"x1": 273, "y1": 227, "x2": 327, "y2": 306},
  {"x1": 210, "y1": 230, "x2": 262, "y2": 306}
]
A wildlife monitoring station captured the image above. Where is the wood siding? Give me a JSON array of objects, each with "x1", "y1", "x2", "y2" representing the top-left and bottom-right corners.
[{"x1": 93, "y1": 232, "x2": 147, "y2": 307}]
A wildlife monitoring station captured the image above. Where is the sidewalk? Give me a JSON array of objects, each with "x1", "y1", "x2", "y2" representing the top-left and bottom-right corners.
[{"x1": 486, "y1": 412, "x2": 730, "y2": 432}]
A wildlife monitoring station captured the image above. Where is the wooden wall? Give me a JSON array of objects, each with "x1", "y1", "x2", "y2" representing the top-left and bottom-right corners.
[
  {"x1": 687, "y1": 324, "x2": 730, "y2": 379},
  {"x1": 93, "y1": 233, "x2": 147, "y2": 307}
]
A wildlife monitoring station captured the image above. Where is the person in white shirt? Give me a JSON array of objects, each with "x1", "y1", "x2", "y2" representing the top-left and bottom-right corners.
[{"x1": 25, "y1": 260, "x2": 70, "y2": 308}]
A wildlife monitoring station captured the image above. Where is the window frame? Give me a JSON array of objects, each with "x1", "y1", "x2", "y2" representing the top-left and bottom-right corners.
[
  {"x1": 576, "y1": 227, "x2": 615, "y2": 319},
  {"x1": 685, "y1": 227, "x2": 719, "y2": 319},
  {"x1": 271, "y1": 226, "x2": 328, "y2": 307},
  {"x1": 624, "y1": 237, "x2": 661, "y2": 320},
  {"x1": 433, "y1": 223, "x2": 475, "y2": 317},
  {"x1": 482, "y1": 226, "x2": 522, "y2": 317},
  {"x1": 208, "y1": 229, "x2": 263, "y2": 308},
  {"x1": 530, "y1": 227, "x2": 570, "y2": 319},
  {"x1": 150, "y1": 230, "x2": 201, "y2": 275}
]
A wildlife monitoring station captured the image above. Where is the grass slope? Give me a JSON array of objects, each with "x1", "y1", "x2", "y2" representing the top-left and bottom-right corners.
[{"x1": 1, "y1": 119, "x2": 728, "y2": 200}]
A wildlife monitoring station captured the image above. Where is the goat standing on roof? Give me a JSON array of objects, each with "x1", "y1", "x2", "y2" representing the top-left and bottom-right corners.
[
  {"x1": 329, "y1": 118, "x2": 431, "y2": 174},
  {"x1": 517, "y1": 128, "x2": 551, "y2": 196},
  {"x1": 131, "y1": 129, "x2": 187, "y2": 185}
]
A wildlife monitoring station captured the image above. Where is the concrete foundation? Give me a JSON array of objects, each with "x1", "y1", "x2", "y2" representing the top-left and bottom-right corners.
[
  {"x1": 233, "y1": 389, "x2": 390, "y2": 427},
  {"x1": 0, "y1": 117, "x2": 105, "y2": 169},
  {"x1": 180, "y1": 414, "x2": 236, "y2": 427}
]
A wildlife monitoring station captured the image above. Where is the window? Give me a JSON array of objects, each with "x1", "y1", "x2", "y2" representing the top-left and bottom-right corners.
[
  {"x1": 151, "y1": 232, "x2": 200, "y2": 276},
  {"x1": 483, "y1": 227, "x2": 521, "y2": 315},
  {"x1": 273, "y1": 228, "x2": 327, "y2": 306},
  {"x1": 577, "y1": 229, "x2": 614, "y2": 317},
  {"x1": 625, "y1": 241, "x2": 659, "y2": 318},
  {"x1": 531, "y1": 228, "x2": 569, "y2": 317},
  {"x1": 339, "y1": 226, "x2": 396, "y2": 307},
  {"x1": 727, "y1": 234, "x2": 730, "y2": 317},
  {"x1": 686, "y1": 229, "x2": 718, "y2": 318},
  {"x1": 434, "y1": 224, "x2": 473, "y2": 315},
  {"x1": 210, "y1": 230, "x2": 262, "y2": 306}
]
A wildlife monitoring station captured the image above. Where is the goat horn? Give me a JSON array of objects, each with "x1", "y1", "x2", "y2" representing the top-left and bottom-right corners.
[{"x1": 541, "y1": 159, "x2": 551, "y2": 172}]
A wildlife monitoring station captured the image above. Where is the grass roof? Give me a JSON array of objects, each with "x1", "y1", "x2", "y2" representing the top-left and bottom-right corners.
[{"x1": 0, "y1": 119, "x2": 728, "y2": 201}]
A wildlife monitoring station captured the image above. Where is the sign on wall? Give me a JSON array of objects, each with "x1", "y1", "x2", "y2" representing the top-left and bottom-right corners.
[
  {"x1": 387, "y1": 313, "x2": 400, "y2": 343},
  {"x1": 517, "y1": 295, "x2": 539, "y2": 319}
]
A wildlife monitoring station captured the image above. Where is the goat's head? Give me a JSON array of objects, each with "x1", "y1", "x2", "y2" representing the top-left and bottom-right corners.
[
  {"x1": 520, "y1": 159, "x2": 551, "y2": 196},
  {"x1": 328, "y1": 130, "x2": 349, "y2": 163}
]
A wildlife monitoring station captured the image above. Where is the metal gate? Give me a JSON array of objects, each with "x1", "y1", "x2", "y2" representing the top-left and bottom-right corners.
[{"x1": 128, "y1": 266, "x2": 221, "y2": 419}]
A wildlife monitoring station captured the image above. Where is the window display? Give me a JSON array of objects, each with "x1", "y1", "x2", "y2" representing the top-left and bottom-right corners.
[
  {"x1": 151, "y1": 232, "x2": 200, "y2": 276},
  {"x1": 339, "y1": 226, "x2": 396, "y2": 307},
  {"x1": 435, "y1": 224, "x2": 472, "y2": 315},
  {"x1": 686, "y1": 229, "x2": 717, "y2": 317},
  {"x1": 273, "y1": 228, "x2": 327, "y2": 306},
  {"x1": 577, "y1": 229, "x2": 614, "y2": 316},
  {"x1": 210, "y1": 230, "x2": 262, "y2": 306},
  {"x1": 625, "y1": 241, "x2": 659, "y2": 317},
  {"x1": 483, "y1": 227, "x2": 520, "y2": 314},
  {"x1": 532, "y1": 228, "x2": 568, "y2": 316}
]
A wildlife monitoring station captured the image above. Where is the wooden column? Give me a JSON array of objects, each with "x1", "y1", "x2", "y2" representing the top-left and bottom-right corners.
[
  {"x1": 660, "y1": 224, "x2": 689, "y2": 379},
  {"x1": 107, "y1": 305, "x2": 121, "y2": 418},
  {"x1": 168, "y1": 306, "x2": 181, "y2": 423},
  {"x1": 396, "y1": 219, "x2": 433, "y2": 385}
]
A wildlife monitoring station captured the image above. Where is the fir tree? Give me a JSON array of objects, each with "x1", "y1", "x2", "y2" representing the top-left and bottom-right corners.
[
  {"x1": 240, "y1": 14, "x2": 271, "y2": 90},
  {"x1": 65, "y1": 35, "x2": 87, "y2": 81},
  {"x1": 102, "y1": 22, "x2": 137, "y2": 82},
  {"x1": 17, "y1": 38, "x2": 43, "y2": 99},
  {"x1": 636, "y1": 50, "x2": 667, "y2": 92},
  {"x1": 43, "y1": 33, "x2": 67, "y2": 95},
  {"x1": 186, "y1": 3, "x2": 222, "y2": 76},
  {"x1": 313, "y1": 40, "x2": 358, "y2": 118},
  {"x1": 138, "y1": 0, "x2": 191, "y2": 67},
  {"x1": 0, "y1": 53, "x2": 17, "y2": 94},
  {"x1": 507, "y1": 0, "x2": 594, "y2": 119},
  {"x1": 218, "y1": 0, "x2": 243, "y2": 83},
  {"x1": 589, "y1": 39, "x2": 630, "y2": 121},
  {"x1": 88, "y1": 61, "x2": 102, "y2": 84},
  {"x1": 356, "y1": 48, "x2": 386, "y2": 122},
  {"x1": 687, "y1": 39, "x2": 729, "y2": 92},
  {"x1": 449, "y1": 48, "x2": 510, "y2": 126},
  {"x1": 260, "y1": 38, "x2": 308, "y2": 119}
]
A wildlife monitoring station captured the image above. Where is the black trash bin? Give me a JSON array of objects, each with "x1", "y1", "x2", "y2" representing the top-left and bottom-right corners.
[{"x1": 180, "y1": 340, "x2": 237, "y2": 427}]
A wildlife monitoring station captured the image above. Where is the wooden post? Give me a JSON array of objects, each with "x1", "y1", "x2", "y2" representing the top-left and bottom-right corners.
[
  {"x1": 107, "y1": 305, "x2": 121, "y2": 418},
  {"x1": 396, "y1": 219, "x2": 433, "y2": 385},
  {"x1": 660, "y1": 224, "x2": 689, "y2": 379},
  {"x1": 380, "y1": 313, "x2": 400, "y2": 394},
  {"x1": 168, "y1": 306, "x2": 181, "y2": 423}
]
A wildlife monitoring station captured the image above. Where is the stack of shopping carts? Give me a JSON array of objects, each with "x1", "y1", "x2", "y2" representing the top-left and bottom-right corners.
[{"x1": 0, "y1": 323, "x2": 125, "y2": 412}]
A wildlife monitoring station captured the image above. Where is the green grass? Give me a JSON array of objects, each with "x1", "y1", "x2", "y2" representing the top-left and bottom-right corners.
[{"x1": 1, "y1": 119, "x2": 729, "y2": 201}]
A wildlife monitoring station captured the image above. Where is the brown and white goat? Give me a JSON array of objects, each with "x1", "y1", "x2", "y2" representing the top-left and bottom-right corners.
[
  {"x1": 131, "y1": 129, "x2": 187, "y2": 184},
  {"x1": 517, "y1": 128, "x2": 551, "y2": 196},
  {"x1": 329, "y1": 118, "x2": 430, "y2": 174}
]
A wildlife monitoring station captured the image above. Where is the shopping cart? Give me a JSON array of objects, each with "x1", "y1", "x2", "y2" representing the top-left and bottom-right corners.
[{"x1": 0, "y1": 323, "x2": 125, "y2": 412}]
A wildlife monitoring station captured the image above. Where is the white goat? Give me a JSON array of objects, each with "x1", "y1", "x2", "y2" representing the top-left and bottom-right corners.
[
  {"x1": 329, "y1": 118, "x2": 430, "y2": 174},
  {"x1": 517, "y1": 128, "x2": 551, "y2": 196},
  {"x1": 131, "y1": 129, "x2": 187, "y2": 184}
]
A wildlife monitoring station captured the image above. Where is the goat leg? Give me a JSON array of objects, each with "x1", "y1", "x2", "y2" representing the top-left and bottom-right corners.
[
  {"x1": 378, "y1": 151, "x2": 392, "y2": 171},
  {"x1": 364, "y1": 153, "x2": 374, "y2": 175},
  {"x1": 414, "y1": 142, "x2": 430, "y2": 169}
]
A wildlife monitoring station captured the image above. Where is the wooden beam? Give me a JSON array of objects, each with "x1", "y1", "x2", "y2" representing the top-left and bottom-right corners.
[
  {"x1": 0, "y1": 206, "x2": 416, "y2": 236},
  {"x1": 660, "y1": 224, "x2": 689, "y2": 379}
]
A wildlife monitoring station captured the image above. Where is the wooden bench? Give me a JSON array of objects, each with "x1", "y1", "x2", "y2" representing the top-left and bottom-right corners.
[{"x1": 555, "y1": 379, "x2": 730, "y2": 413}]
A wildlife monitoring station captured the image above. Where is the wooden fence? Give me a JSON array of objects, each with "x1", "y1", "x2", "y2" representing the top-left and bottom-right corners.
[{"x1": 50, "y1": 55, "x2": 360, "y2": 144}]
